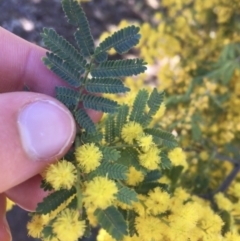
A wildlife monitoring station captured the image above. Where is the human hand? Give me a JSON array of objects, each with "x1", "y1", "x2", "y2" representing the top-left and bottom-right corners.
[{"x1": 0, "y1": 27, "x2": 102, "y2": 240}]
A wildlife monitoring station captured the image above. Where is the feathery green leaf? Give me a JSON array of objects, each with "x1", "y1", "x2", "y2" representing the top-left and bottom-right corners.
[
  {"x1": 85, "y1": 78, "x2": 130, "y2": 94},
  {"x1": 90, "y1": 161, "x2": 128, "y2": 180},
  {"x1": 115, "y1": 104, "x2": 129, "y2": 137},
  {"x1": 95, "y1": 51, "x2": 108, "y2": 63},
  {"x1": 94, "y1": 206, "x2": 128, "y2": 241},
  {"x1": 160, "y1": 152, "x2": 172, "y2": 170},
  {"x1": 81, "y1": 131, "x2": 103, "y2": 144},
  {"x1": 116, "y1": 184, "x2": 138, "y2": 205},
  {"x1": 95, "y1": 25, "x2": 140, "y2": 59},
  {"x1": 117, "y1": 148, "x2": 145, "y2": 173},
  {"x1": 143, "y1": 170, "x2": 162, "y2": 183},
  {"x1": 62, "y1": 0, "x2": 95, "y2": 57},
  {"x1": 129, "y1": 89, "x2": 149, "y2": 123},
  {"x1": 41, "y1": 28, "x2": 86, "y2": 70},
  {"x1": 82, "y1": 94, "x2": 119, "y2": 113},
  {"x1": 127, "y1": 210, "x2": 137, "y2": 236},
  {"x1": 91, "y1": 59, "x2": 147, "y2": 78},
  {"x1": 147, "y1": 89, "x2": 164, "y2": 115},
  {"x1": 75, "y1": 108, "x2": 96, "y2": 133},
  {"x1": 101, "y1": 147, "x2": 121, "y2": 162},
  {"x1": 145, "y1": 128, "x2": 178, "y2": 148},
  {"x1": 36, "y1": 188, "x2": 76, "y2": 214},
  {"x1": 104, "y1": 115, "x2": 116, "y2": 144},
  {"x1": 43, "y1": 53, "x2": 82, "y2": 87},
  {"x1": 55, "y1": 86, "x2": 79, "y2": 109},
  {"x1": 75, "y1": 29, "x2": 95, "y2": 57}
]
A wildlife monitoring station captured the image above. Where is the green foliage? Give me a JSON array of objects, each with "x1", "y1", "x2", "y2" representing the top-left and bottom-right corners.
[
  {"x1": 62, "y1": 0, "x2": 95, "y2": 56},
  {"x1": 127, "y1": 210, "x2": 137, "y2": 236},
  {"x1": 101, "y1": 146, "x2": 121, "y2": 162},
  {"x1": 85, "y1": 78, "x2": 130, "y2": 94},
  {"x1": 94, "y1": 206, "x2": 128, "y2": 240},
  {"x1": 90, "y1": 161, "x2": 128, "y2": 180},
  {"x1": 205, "y1": 43, "x2": 240, "y2": 85},
  {"x1": 143, "y1": 170, "x2": 162, "y2": 183},
  {"x1": 142, "y1": 89, "x2": 165, "y2": 126},
  {"x1": 43, "y1": 53, "x2": 83, "y2": 87},
  {"x1": 118, "y1": 148, "x2": 143, "y2": 172},
  {"x1": 32, "y1": 2, "x2": 188, "y2": 241},
  {"x1": 94, "y1": 25, "x2": 140, "y2": 58},
  {"x1": 91, "y1": 59, "x2": 147, "y2": 78},
  {"x1": 82, "y1": 94, "x2": 119, "y2": 113},
  {"x1": 116, "y1": 184, "x2": 138, "y2": 205},
  {"x1": 104, "y1": 114, "x2": 116, "y2": 143},
  {"x1": 115, "y1": 104, "x2": 129, "y2": 136},
  {"x1": 55, "y1": 86, "x2": 79, "y2": 109},
  {"x1": 42, "y1": 0, "x2": 147, "y2": 131},
  {"x1": 74, "y1": 108, "x2": 96, "y2": 133},
  {"x1": 41, "y1": 28, "x2": 86, "y2": 70},
  {"x1": 160, "y1": 152, "x2": 172, "y2": 170},
  {"x1": 145, "y1": 128, "x2": 178, "y2": 148},
  {"x1": 129, "y1": 89, "x2": 149, "y2": 123},
  {"x1": 36, "y1": 188, "x2": 76, "y2": 214}
]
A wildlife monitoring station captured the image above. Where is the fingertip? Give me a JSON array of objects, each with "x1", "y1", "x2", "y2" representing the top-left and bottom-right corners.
[{"x1": 0, "y1": 92, "x2": 76, "y2": 192}]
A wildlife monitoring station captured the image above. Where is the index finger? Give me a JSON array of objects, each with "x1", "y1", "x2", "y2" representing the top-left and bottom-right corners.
[{"x1": 0, "y1": 27, "x2": 64, "y2": 95}]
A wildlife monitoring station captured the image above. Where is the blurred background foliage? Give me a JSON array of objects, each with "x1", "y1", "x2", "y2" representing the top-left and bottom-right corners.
[{"x1": 2, "y1": 0, "x2": 240, "y2": 240}]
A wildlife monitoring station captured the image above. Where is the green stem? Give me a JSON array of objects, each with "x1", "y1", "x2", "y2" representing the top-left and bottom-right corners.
[
  {"x1": 74, "y1": 57, "x2": 95, "y2": 112},
  {"x1": 75, "y1": 168, "x2": 83, "y2": 210}
]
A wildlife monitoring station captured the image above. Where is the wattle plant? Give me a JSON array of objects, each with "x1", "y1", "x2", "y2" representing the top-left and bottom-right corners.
[
  {"x1": 26, "y1": 1, "x2": 180, "y2": 240},
  {"x1": 25, "y1": 1, "x2": 240, "y2": 241}
]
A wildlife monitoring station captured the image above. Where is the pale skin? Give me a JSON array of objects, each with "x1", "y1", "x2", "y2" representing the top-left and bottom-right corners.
[{"x1": 0, "y1": 27, "x2": 102, "y2": 240}]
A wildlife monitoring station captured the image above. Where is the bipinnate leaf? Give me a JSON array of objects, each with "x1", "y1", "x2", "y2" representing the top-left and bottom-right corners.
[
  {"x1": 127, "y1": 210, "x2": 137, "y2": 236},
  {"x1": 91, "y1": 59, "x2": 147, "y2": 78},
  {"x1": 75, "y1": 29, "x2": 95, "y2": 57},
  {"x1": 81, "y1": 131, "x2": 103, "y2": 144},
  {"x1": 95, "y1": 25, "x2": 140, "y2": 59},
  {"x1": 145, "y1": 128, "x2": 178, "y2": 148},
  {"x1": 94, "y1": 206, "x2": 128, "y2": 241},
  {"x1": 160, "y1": 152, "x2": 172, "y2": 170},
  {"x1": 118, "y1": 148, "x2": 144, "y2": 172},
  {"x1": 142, "y1": 89, "x2": 164, "y2": 126},
  {"x1": 41, "y1": 28, "x2": 86, "y2": 70},
  {"x1": 143, "y1": 170, "x2": 162, "y2": 183},
  {"x1": 55, "y1": 86, "x2": 79, "y2": 109},
  {"x1": 147, "y1": 89, "x2": 164, "y2": 115},
  {"x1": 116, "y1": 184, "x2": 138, "y2": 205},
  {"x1": 115, "y1": 104, "x2": 129, "y2": 137},
  {"x1": 91, "y1": 161, "x2": 128, "y2": 180},
  {"x1": 85, "y1": 78, "x2": 130, "y2": 94},
  {"x1": 62, "y1": 0, "x2": 95, "y2": 57},
  {"x1": 36, "y1": 188, "x2": 76, "y2": 214},
  {"x1": 129, "y1": 89, "x2": 149, "y2": 123},
  {"x1": 101, "y1": 147, "x2": 121, "y2": 162},
  {"x1": 82, "y1": 94, "x2": 119, "y2": 113},
  {"x1": 75, "y1": 108, "x2": 96, "y2": 133},
  {"x1": 104, "y1": 115, "x2": 116, "y2": 144},
  {"x1": 43, "y1": 53, "x2": 82, "y2": 87}
]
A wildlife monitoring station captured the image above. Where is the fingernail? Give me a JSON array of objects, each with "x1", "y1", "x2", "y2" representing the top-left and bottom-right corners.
[{"x1": 17, "y1": 100, "x2": 75, "y2": 161}]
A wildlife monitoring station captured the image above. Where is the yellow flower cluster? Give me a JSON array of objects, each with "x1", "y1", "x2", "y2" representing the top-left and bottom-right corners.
[
  {"x1": 96, "y1": 0, "x2": 240, "y2": 238},
  {"x1": 83, "y1": 176, "x2": 118, "y2": 210},
  {"x1": 44, "y1": 160, "x2": 77, "y2": 190},
  {"x1": 75, "y1": 143, "x2": 103, "y2": 173}
]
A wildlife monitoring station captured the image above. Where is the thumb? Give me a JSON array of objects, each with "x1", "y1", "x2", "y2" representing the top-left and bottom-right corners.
[{"x1": 0, "y1": 92, "x2": 76, "y2": 193}]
